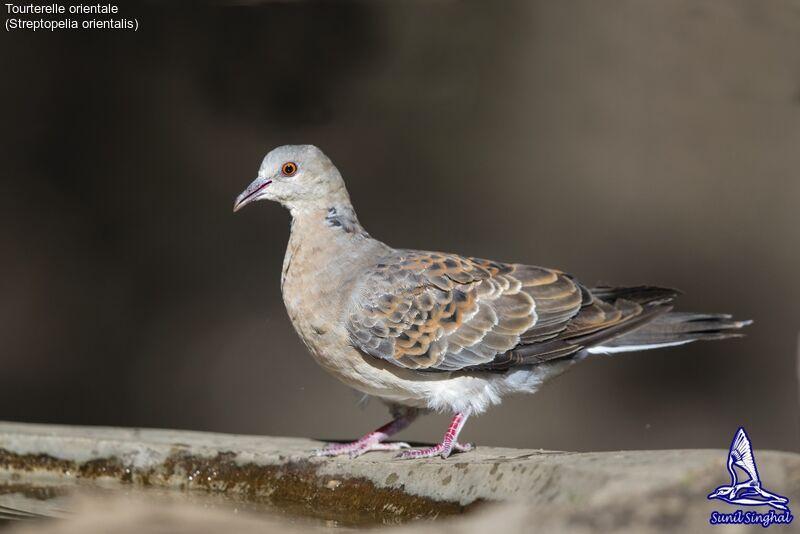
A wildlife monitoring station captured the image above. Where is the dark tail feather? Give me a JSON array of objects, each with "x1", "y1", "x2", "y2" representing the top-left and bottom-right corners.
[
  {"x1": 598, "y1": 311, "x2": 753, "y2": 350},
  {"x1": 591, "y1": 285, "x2": 681, "y2": 306}
]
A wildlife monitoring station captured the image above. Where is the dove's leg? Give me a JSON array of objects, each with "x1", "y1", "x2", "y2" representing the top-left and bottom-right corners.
[
  {"x1": 316, "y1": 408, "x2": 419, "y2": 457},
  {"x1": 397, "y1": 412, "x2": 473, "y2": 460}
]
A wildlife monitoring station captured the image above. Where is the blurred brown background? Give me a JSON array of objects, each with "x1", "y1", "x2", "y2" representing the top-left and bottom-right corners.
[{"x1": 1, "y1": 0, "x2": 798, "y2": 453}]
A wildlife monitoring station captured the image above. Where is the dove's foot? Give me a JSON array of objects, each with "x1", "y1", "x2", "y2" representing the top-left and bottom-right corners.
[
  {"x1": 314, "y1": 409, "x2": 419, "y2": 458},
  {"x1": 396, "y1": 412, "x2": 472, "y2": 460},
  {"x1": 316, "y1": 435, "x2": 410, "y2": 458}
]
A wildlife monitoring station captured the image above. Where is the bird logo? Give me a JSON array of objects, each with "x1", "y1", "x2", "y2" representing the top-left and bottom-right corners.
[{"x1": 708, "y1": 427, "x2": 791, "y2": 515}]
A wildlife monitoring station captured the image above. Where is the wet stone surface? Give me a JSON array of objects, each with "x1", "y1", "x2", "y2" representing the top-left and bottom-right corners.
[
  {"x1": 1, "y1": 421, "x2": 799, "y2": 530},
  {"x1": 0, "y1": 447, "x2": 471, "y2": 526}
]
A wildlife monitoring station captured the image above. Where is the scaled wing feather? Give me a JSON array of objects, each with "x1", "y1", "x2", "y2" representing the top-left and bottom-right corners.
[{"x1": 347, "y1": 251, "x2": 598, "y2": 371}]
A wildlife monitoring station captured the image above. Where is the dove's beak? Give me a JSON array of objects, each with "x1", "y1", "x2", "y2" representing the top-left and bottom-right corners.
[{"x1": 233, "y1": 177, "x2": 272, "y2": 212}]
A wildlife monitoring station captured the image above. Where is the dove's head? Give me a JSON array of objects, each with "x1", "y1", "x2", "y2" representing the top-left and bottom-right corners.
[{"x1": 233, "y1": 145, "x2": 349, "y2": 213}]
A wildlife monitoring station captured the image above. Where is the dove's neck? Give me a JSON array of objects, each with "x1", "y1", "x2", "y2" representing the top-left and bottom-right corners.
[
  {"x1": 288, "y1": 196, "x2": 367, "y2": 237},
  {"x1": 282, "y1": 200, "x2": 386, "y2": 296}
]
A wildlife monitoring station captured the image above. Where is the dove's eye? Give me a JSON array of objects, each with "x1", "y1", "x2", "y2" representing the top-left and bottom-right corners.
[{"x1": 281, "y1": 162, "x2": 298, "y2": 176}]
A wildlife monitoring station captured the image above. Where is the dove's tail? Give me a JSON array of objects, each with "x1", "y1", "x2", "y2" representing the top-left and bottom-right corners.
[{"x1": 587, "y1": 310, "x2": 752, "y2": 354}]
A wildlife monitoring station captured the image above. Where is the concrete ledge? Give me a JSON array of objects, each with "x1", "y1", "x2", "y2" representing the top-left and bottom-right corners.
[{"x1": 1, "y1": 421, "x2": 798, "y2": 530}]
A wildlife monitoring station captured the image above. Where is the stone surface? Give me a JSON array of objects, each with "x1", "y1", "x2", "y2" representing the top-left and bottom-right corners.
[{"x1": 1, "y1": 421, "x2": 798, "y2": 532}]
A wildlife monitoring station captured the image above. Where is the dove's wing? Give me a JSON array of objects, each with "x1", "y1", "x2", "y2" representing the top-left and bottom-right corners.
[
  {"x1": 730, "y1": 428, "x2": 760, "y2": 483},
  {"x1": 347, "y1": 250, "x2": 671, "y2": 371}
]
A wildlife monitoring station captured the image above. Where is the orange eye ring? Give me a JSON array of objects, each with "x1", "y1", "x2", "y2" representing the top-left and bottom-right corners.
[{"x1": 281, "y1": 162, "x2": 298, "y2": 176}]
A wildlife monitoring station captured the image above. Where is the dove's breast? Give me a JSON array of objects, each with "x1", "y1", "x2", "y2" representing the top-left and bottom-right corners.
[{"x1": 280, "y1": 213, "x2": 386, "y2": 375}]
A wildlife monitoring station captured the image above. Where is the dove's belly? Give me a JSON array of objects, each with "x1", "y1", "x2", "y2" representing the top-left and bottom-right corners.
[{"x1": 306, "y1": 338, "x2": 575, "y2": 414}]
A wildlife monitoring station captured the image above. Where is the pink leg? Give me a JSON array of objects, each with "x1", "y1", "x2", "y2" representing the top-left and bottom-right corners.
[
  {"x1": 397, "y1": 412, "x2": 473, "y2": 460},
  {"x1": 315, "y1": 409, "x2": 418, "y2": 457}
]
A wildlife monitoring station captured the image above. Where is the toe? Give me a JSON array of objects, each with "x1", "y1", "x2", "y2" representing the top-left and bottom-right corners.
[
  {"x1": 315, "y1": 441, "x2": 365, "y2": 457},
  {"x1": 348, "y1": 448, "x2": 368, "y2": 458},
  {"x1": 396, "y1": 446, "x2": 441, "y2": 460},
  {"x1": 396, "y1": 442, "x2": 473, "y2": 460},
  {"x1": 315, "y1": 439, "x2": 409, "y2": 458},
  {"x1": 372, "y1": 441, "x2": 411, "y2": 451}
]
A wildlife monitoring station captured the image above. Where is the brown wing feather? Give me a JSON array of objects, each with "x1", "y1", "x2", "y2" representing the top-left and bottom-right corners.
[
  {"x1": 347, "y1": 249, "x2": 679, "y2": 372},
  {"x1": 473, "y1": 300, "x2": 671, "y2": 370}
]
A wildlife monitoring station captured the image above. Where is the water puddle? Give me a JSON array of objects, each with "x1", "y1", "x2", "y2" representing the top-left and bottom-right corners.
[
  {"x1": 0, "y1": 447, "x2": 471, "y2": 530},
  {"x1": 0, "y1": 474, "x2": 363, "y2": 531}
]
